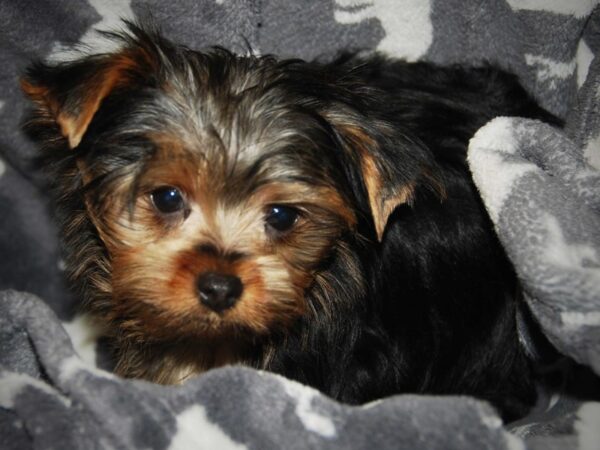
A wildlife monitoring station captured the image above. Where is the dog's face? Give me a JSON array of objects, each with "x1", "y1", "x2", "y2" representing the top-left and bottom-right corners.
[
  {"x1": 87, "y1": 104, "x2": 358, "y2": 341},
  {"x1": 22, "y1": 24, "x2": 427, "y2": 345}
]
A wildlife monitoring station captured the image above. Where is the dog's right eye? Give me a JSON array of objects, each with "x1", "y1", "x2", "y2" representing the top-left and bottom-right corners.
[{"x1": 150, "y1": 186, "x2": 185, "y2": 214}]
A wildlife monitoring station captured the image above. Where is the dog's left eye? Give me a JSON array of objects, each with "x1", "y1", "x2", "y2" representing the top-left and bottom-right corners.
[
  {"x1": 150, "y1": 186, "x2": 185, "y2": 214},
  {"x1": 265, "y1": 205, "x2": 299, "y2": 233}
]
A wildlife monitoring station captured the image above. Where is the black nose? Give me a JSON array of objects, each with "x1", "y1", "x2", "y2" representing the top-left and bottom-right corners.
[{"x1": 196, "y1": 272, "x2": 243, "y2": 312}]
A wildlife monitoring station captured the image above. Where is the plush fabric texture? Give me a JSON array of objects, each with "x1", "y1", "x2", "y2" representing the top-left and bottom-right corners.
[{"x1": 0, "y1": 1, "x2": 598, "y2": 449}]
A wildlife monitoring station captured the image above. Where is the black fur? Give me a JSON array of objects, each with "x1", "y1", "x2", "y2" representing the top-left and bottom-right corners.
[
  {"x1": 22, "y1": 23, "x2": 561, "y2": 422},
  {"x1": 261, "y1": 56, "x2": 561, "y2": 421}
]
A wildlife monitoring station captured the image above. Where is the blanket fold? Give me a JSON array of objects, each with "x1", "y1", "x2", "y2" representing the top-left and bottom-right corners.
[
  {"x1": 468, "y1": 117, "x2": 600, "y2": 374},
  {"x1": 2, "y1": 291, "x2": 533, "y2": 450}
]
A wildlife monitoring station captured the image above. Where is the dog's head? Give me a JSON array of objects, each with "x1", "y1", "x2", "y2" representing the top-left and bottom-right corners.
[{"x1": 22, "y1": 23, "x2": 435, "y2": 344}]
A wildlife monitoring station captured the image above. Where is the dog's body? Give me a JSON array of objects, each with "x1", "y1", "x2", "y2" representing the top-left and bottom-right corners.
[{"x1": 22, "y1": 23, "x2": 559, "y2": 421}]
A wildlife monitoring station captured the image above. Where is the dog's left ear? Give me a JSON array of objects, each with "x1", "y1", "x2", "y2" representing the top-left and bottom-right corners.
[{"x1": 331, "y1": 120, "x2": 437, "y2": 241}]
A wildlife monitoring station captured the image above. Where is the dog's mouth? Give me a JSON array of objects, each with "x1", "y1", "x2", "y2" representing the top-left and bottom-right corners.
[
  {"x1": 194, "y1": 290, "x2": 305, "y2": 336},
  {"x1": 109, "y1": 281, "x2": 306, "y2": 344}
]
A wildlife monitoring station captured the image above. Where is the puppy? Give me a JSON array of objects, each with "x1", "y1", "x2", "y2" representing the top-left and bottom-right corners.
[{"x1": 21, "y1": 22, "x2": 559, "y2": 421}]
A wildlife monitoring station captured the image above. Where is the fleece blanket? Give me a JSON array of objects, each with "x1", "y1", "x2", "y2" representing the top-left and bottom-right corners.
[{"x1": 1, "y1": 1, "x2": 599, "y2": 449}]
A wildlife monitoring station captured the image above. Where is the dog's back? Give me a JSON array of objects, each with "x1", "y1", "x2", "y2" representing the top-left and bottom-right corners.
[
  {"x1": 269, "y1": 57, "x2": 561, "y2": 421},
  {"x1": 360, "y1": 59, "x2": 559, "y2": 418}
]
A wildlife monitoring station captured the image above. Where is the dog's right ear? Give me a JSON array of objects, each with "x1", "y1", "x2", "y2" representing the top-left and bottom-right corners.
[
  {"x1": 21, "y1": 28, "x2": 162, "y2": 149},
  {"x1": 21, "y1": 54, "x2": 154, "y2": 149}
]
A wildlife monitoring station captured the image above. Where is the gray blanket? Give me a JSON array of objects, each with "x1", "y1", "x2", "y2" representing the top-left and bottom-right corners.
[{"x1": 1, "y1": 1, "x2": 599, "y2": 449}]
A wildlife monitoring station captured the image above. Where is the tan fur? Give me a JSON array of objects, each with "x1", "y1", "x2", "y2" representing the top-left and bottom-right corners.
[
  {"x1": 21, "y1": 44, "x2": 376, "y2": 385},
  {"x1": 81, "y1": 132, "x2": 359, "y2": 382},
  {"x1": 23, "y1": 49, "x2": 159, "y2": 149},
  {"x1": 329, "y1": 122, "x2": 417, "y2": 240}
]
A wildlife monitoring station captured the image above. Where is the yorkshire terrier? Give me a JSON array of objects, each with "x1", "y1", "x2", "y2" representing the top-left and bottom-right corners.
[{"x1": 22, "y1": 22, "x2": 559, "y2": 421}]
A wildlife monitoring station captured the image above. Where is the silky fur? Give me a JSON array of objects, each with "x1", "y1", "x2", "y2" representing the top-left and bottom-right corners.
[{"x1": 22, "y1": 22, "x2": 560, "y2": 421}]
